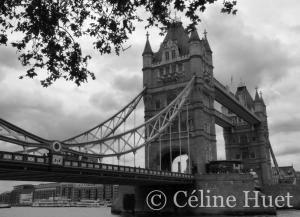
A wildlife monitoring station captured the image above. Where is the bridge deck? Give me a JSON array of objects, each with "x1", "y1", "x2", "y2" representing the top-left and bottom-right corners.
[{"x1": 0, "y1": 152, "x2": 194, "y2": 185}]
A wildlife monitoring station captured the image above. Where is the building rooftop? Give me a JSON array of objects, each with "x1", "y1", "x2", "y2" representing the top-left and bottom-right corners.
[{"x1": 153, "y1": 22, "x2": 190, "y2": 63}]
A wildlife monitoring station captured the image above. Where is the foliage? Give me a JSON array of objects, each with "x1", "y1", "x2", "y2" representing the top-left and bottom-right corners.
[{"x1": 0, "y1": 0, "x2": 237, "y2": 87}]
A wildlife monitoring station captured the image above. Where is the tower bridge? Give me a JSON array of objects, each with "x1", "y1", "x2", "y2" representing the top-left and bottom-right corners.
[{"x1": 0, "y1": 21, "x2": 281, "y2": 215}]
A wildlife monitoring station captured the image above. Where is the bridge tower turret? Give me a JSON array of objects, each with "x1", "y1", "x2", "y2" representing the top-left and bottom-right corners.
[
  {"x1": 254, "y1": 89, "x2": 267, "y2": 116},
  {"x1": 143, "y1": 22, "x2": 217, "y2": 174},
  {"x1": 142, "y1": 32, "x2": 153, "y2": 87},
  {"x1": 223, "y1": 86, "x2": 272, "y2": 185},
  {"x1": 254, "y1": 90, "x2": 272, "y2": 184}
]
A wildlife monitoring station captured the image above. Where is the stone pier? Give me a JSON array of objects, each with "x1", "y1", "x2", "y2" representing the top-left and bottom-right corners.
[{"x1": 112, "y1": 174, "x2": 276, "y2": 216}]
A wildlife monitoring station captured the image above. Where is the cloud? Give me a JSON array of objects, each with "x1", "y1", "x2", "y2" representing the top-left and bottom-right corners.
[
  {"x1": 270, "y1": 118, "x2": 300, "y2": 135},
  {"x1": 0, "y1": 83, "x2": 108, "y2": 140},
  {"x1": 89, "y1": 91, "x2": 122, "y2": 112},
  {"x1": 0, "y1": 67, "x2": 7, "y2": 83},
  {"x1": 0, "y1": 46, "x2": 22, "y2": 69},
  {"x1": 277, "y1": 146, "x2": 300, "y2": 158},
  {"x1": 206, "y1": 16, "x2": 295, "y2": 90},
  {"x1": 113, "y1": 74, "x2": 142, "y2": 93},
  {"x1": 289, "y1": 25, "x2": 300, "y2": 33}
]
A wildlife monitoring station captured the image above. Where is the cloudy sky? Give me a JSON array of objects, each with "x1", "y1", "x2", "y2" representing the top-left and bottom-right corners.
[{"x1": 0, "y1": 0, "x2": 300, "y2": 192}]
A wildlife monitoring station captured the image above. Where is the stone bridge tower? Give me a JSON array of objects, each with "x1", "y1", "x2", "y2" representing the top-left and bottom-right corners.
[
  {"x1": 222, "y1": 87, "x2": 272, "y2": 184},
  {"x1": 142, "y1": 22, "x2": 217, "y2": 174}
]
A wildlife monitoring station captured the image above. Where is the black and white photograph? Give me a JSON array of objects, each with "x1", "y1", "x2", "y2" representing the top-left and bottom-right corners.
[{"x1": 0, "y1": 0, "x2": 299, "y2": 216}]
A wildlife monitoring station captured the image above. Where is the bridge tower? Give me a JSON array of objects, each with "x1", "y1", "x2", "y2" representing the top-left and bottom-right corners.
[
  {"x1": 142, "y1": 22, "x2": 216, "y2": 174},
  {"x1": 222, "y1": 86, "x2": 272, "y2": 184}
]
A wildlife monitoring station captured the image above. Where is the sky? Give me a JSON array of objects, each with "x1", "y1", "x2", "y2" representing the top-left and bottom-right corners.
[{"x1": 0, "y1": 0, "x2": 300, "y2": 192}]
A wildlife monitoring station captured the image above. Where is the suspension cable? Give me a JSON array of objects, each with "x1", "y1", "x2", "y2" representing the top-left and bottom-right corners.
[
  {"x1": 123, "y1": 112, "x2": 126, "y2": 166},
  {"x1": 178, "y1": 111, "x2": 182, "y2": 173},
  {"x1": 159, "y1": 135, "x2": 162, "y2": 171},
  {"x1": 169, "y1": 125, "x2": 172, "y2": 171},
  {"x1": 133, "y1": 110, "x2": 136, "y2": 168},
  {"x1": 187, "y1": 103, "x2": 191, "y2": 174},
  {"x1": 147, "y1": 125, "x2": 150, "y2": 169},
  {"x1": 147, "y1": 144, "x2": 149, "y2": 168}
]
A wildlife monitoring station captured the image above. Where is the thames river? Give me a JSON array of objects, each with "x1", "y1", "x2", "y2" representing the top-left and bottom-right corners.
[{"x1": 0, "y1": 207, "x2": 299, "y2": 217}]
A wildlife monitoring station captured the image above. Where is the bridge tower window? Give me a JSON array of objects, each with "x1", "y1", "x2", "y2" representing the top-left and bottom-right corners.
[
  {"x1": 171, "y1": 120, "x2": 178, "y2": 132},
  {"x1": 250, "y1": 152, "x2": 256, "y2": 159},
  {"x1": 181, "y1": 119, "x2": 187, "y2": 131},
  {"x1": 165, "y1": 65, "x2": 170, "y2": 74},
  {"x1": 171, "y1": 50, "x2": 176, "y2": 59},
  {"x1": 172, "y1": 64, "x2": 176, "y2": 74},
  {"x1": 242, "y1": 151, "x2": 249, "y2": 159},
  {"x1": 240, "y1": 135, "x2": 248, "y2": 144},
  {"x1": 178, "y1": 63, "x2": 183, "y2": 72},
  {"x1": 204, "y1": 123, "x2": 210, "y2": 134},
  {"x1": 165, "y1": 51, "x2": 169, "y2": 60},
  {"x1": 155, "y1": 99, "x2": 161, "y2": 110},
  {"x1": 159, "y1": 68, "x2": 164, "y2": 76}
]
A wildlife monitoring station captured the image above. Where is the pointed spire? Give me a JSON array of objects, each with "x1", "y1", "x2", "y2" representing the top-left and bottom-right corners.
[
  {"x1": 189, "y1": 27, "x2": 200, "y2": 42},
  {"x1": 203, "y1": 29, "x2": 212, "y2": 53},
  {"x1": 204, "y1": 29, "x2": 207, "y2": 39},
  {"x1": 142, "y1": 31, "x2": 153, "y2": 56},
  {"x1": 254, "y1": 87, "x2": 260, "y2": 101},
  {"x1": 260, "y1": 91, "x2": 266, "y2": 106}
]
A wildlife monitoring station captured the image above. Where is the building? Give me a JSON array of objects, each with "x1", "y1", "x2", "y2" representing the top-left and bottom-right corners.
[
  {"x1": 0, "y1": 183, "x2": 116, "y2": 206},
  {"x1": 143, "y1": 21, "x2": 216, "y2": 175},
  {"x1": 34, "y1": 183, "x2": 104, "y2": 202},
  {"x1": 112, "y1": 185, "x2": 119, "y2": 201},
  {"x1": 34, "y1": 183, "x2": 58, "y2": 201},
  {"x1": 222, "y1": 86, "x2": 272, "y2": 185},
  {"x1": 0, "y1": 191, "x2": 11, "y2": 204},
  {"x1": 72, "y1": 183, "x2": 103, "y2": 201},
  {"x1": 10, "y1": 184, "x2": 35, "y2": 206},
  {"x1": 142, "y1": 21, "x2": 273, "y2": 186},
  {"x1": 104, "y1": 184, "x2": 112, "y2": 202},
  {"x1": 296, "y1": 171, "x2": 300, "y2": 185},
  {"x1": 272, "y1": 166, "x2": 297, "y2": 184}
]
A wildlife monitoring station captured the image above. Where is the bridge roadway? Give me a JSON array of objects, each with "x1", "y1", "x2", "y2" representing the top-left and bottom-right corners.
[{"x1": 0, "y1": 151, "x2": 194, "y2": 185}]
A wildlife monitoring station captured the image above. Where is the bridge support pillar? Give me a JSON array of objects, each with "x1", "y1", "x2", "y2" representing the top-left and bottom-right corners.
[{"x1": 112, "y1": 174, "x2": 276, "y2": 216}]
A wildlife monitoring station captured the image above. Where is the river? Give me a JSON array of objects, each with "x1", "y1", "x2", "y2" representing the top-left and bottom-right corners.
[{"x1": 0, "y1": 207, "x2": 299, "y2": 217}]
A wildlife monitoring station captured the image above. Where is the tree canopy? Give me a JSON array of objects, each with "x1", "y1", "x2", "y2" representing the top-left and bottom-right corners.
[{"x1": 0, "y1": 0, "x2": 237, "y2": 87}]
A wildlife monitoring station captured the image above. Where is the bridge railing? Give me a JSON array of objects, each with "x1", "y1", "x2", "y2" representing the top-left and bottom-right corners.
[{"x1": 0, "y1": 151, "x2": 194, "y2": 180}]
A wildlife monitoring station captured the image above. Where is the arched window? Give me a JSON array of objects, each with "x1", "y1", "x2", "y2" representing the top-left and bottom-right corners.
[
  {"x1": 178, "y1": 63, "x2": 183, "y2": 72},
  {"x1": 240, "y1": 135, "x2": 248, "y2": 144},
  {"x1": 172, "y1": 64, "x2": 176, "y2": 74},
  {"x1": 155, "y1": 99, "x2": 161, "y2": 110},
  {"x1": 165, "y1": 65, "x2": 170, "y2": 74},
  {"x1": 171, "y1": 50, "x2": 176, "y2": 59},
  {"x1": 165, "y1": 51, "x2": 169, "y2": 60}
]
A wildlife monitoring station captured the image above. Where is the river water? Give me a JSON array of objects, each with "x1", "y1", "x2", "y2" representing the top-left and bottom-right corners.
[{"x1": 0, "y1": 207, "x2": 299, "y2": 217}]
